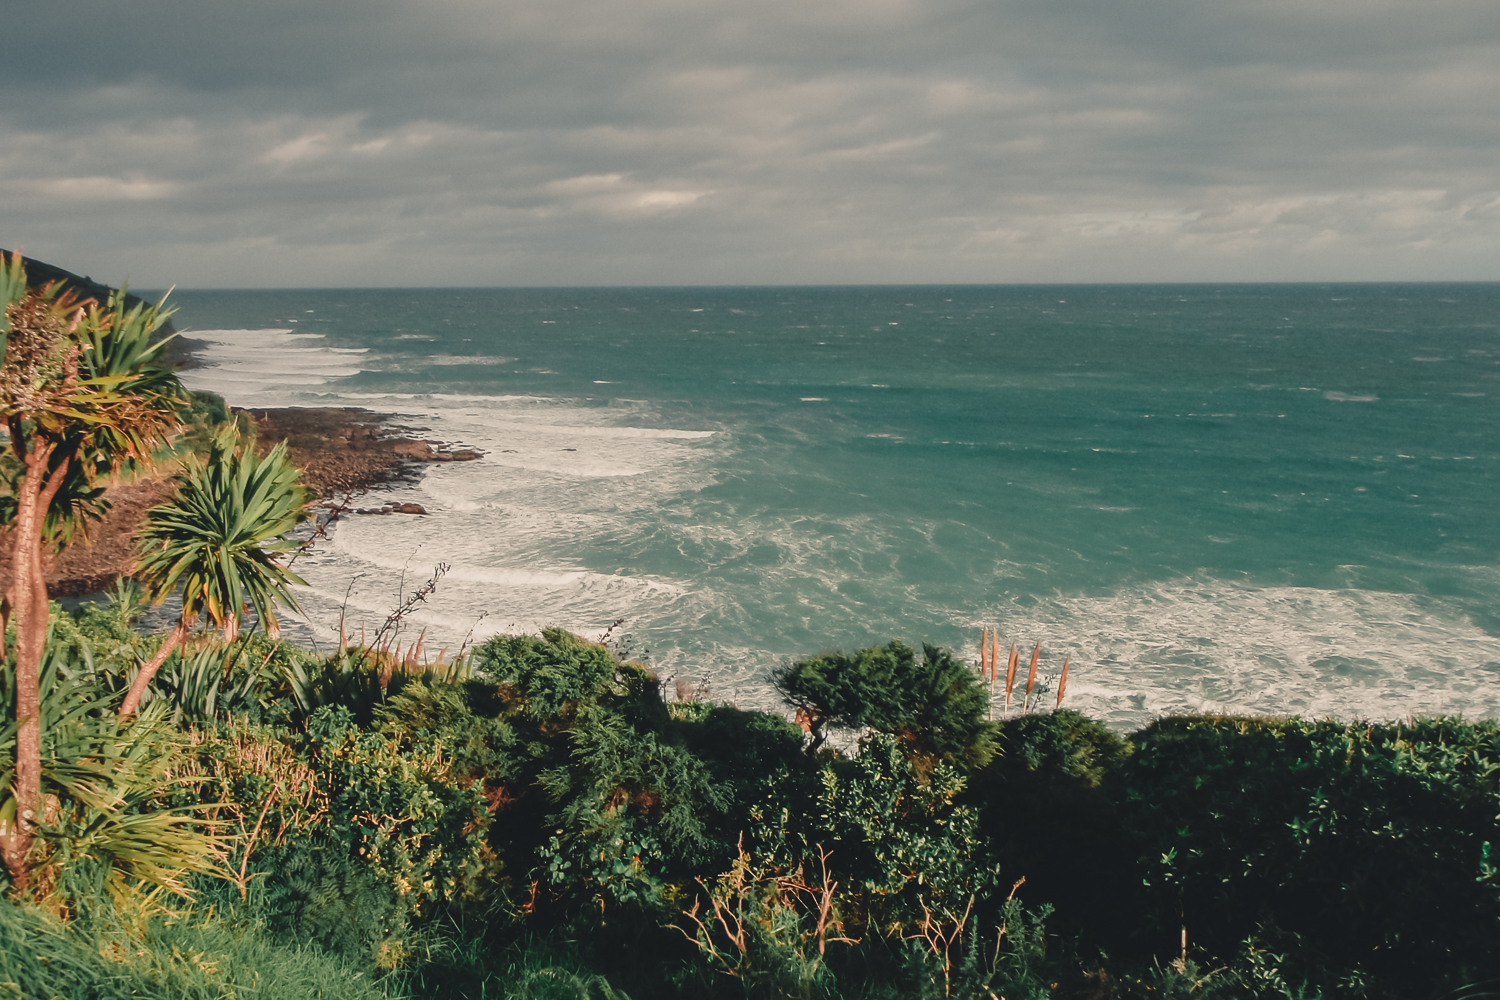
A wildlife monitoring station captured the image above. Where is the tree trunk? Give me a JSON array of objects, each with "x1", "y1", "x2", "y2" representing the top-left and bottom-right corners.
[
  {"x1": 118, "y1": 616, "x2": 190, "y2": 719},
  {"x1": 1, "y1": 439, "x2": 60, "y2": 891}
]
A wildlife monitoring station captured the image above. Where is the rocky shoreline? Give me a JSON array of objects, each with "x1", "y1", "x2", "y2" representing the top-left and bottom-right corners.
[
  {"x1": 240, "y1": 406, "x2": 480, "y2": 500},
  {"x1": 2, "y1": 252, "x2": 484, "y2": 596},
  {"x1": 22, "y1": 405, "x2": 480, "y2": 598}
]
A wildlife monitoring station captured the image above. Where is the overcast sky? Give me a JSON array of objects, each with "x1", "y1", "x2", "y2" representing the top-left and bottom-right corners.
[{"x1": 3, "y1": 0, "x2": 1498, "y2": 286}]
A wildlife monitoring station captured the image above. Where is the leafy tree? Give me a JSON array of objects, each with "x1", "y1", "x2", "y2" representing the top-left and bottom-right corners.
[
  {"x1": 120, "y1": 427, "x2": 310, "y2": 717},
  {"x1": 0, "y1": 252, "x2": 184, "y2": 888},
  {"x1": 474, "y1": 626, "x2": 628, "y2": 722},
  {"x1": 773, "y1": 640, "x2": 995, "y2": 766}
]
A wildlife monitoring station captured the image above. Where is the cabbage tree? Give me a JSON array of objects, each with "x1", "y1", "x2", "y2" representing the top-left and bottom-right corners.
[
  {"x1": 0, "y1": 252, "x2": 184, "y2": 888},
  {"x1": 119, "y1": 429, "x2": 309, "y2": 718}
]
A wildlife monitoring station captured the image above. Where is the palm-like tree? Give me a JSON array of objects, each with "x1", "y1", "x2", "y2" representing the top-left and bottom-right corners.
[
  {"x1": 118, "y1": 429, "x2": 310, "y2": 718},
  {"x1": 1, "y1": 252, "x2": 185, "y2": 888}
]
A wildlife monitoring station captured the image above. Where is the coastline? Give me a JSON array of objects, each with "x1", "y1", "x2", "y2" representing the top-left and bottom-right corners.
[
  {"x1": 238, "y1": 406, "x2": 481, "y2": 500},
  {"x1": 22, "y1": 400, "x2": 479, "y2": 600}
]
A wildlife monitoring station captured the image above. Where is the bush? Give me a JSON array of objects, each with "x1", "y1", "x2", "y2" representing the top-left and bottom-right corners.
[
  {"x1": 962, "y1": 710, "x2": 1136, "y2": 938},
  {"x1": 189, "y1": 705, "x2": 491, "y2": 966},
  {"x1": 773, "y1": 640, "x2": 995, "y2": 767},
  {"x1": 1114, "y1": 715, "x2": 1500, "y2": 998},
  {"x1": 20, "y1": 613, "x2": 1500, "y2": 999}
]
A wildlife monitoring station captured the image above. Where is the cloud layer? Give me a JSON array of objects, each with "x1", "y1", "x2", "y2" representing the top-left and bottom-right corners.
[{"x1": 3, "y1": 0, "x2": 1498, "y2": 285}]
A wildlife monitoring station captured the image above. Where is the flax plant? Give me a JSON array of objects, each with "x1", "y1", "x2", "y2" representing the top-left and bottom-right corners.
[{"x1": 1, "y1": 623, "x2": 224, "y2": 904}]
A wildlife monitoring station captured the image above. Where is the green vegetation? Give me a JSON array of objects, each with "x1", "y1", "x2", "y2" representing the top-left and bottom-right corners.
[
  {"x1": 5, "y1": 252, "x2": 1500, "y2": 997},
  {"x1": 7, "y1": 604, "x2": 1500, "y2": 999},
  {"x1": 121, "y1": 426, "x2": 310, "y2": 716},
  {"x1": 1, "y1": 251, "x2": 186, "y2": 889}
]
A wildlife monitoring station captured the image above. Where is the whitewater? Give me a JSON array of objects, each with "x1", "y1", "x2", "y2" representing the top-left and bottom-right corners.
[{"x1": 172, "y1": 284, "x2": 1500, "y2": 729}]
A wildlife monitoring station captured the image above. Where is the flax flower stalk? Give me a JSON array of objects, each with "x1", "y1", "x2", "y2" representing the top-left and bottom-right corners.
[
  {"x1": 1023, "y1": 642, "x2": 1039, "y2": 715},
  {"x1": 988, "y1": 629, "x2": 999, "y2": 719},
  {"x1": 1004, "y1": 644, "x2": 1018, "y2": 714}
]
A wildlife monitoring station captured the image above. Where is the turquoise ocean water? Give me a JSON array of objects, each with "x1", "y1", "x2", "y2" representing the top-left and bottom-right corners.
[{"x1": 169, "y1": 284, "x2": 1500, "y2": 728}]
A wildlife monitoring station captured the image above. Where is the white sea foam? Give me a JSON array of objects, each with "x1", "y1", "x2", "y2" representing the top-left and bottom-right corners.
[
  {"x1": 189, "y1": 321, "x2": 1500, "y2": 733},
  {"x1": 967, "y1": 579, "x2": 1500, "y2": 729},
  {"x1": 329, "y1": 524, "x2": 684, "y2": 594},
  {"x1": 272, "y1": 388, "x2": 724, "y2": 663},
  {"x1": 181, "y1": 329, "x2": 368, "y2": 403},
  {"x1": 411, "y1": 355, "x2": 510, "y2": 366}
]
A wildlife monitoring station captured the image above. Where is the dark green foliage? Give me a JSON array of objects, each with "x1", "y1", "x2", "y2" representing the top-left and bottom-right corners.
[
  {"x1": 476, "y1": 627, "x2": 628, "y2": 722},
  {"x1": 190, "y1": 705, "x2": 492, "y2": 966},
  {"x1": 773, "y1": 640, "x2": 995, "y2": 766},
  {"x1": 396, "y1": 931, "x2": 634, "y2": 1000},
  {"x1": 377, "y1": 678, "x2": 521, "y2": 784},
  {"x1": 751, "y1": 732, "x2": 999, "y2": 933},
  {"x1": 250, "y1": 846, "x2": 416, "y2": 970},
  {"x1": 901, "y1": 643, "x2": 997, "y2": 768},
  {"x1": 471, "y1": 630, "x2": 748, "y2": 916},
  {"x1": 963, "y1": 710, "x2": 1136, "y2": 937},
  {"x1": 991, "y1": 709, "x2": 1132, "y2": 788},
  {"x1": 1115, "y1": 715, "x2": 1500, "y2": 999},
  {"x1": 18, "y1": 611, "x2": 1500, "y2": 1000},
  {"x1": 537, "y1": 705, "x2": 730, "y2": 899},
  {"x1": 674, "y1": 705, "x2": 807, "y2": 852},
  {"x1": 891, "y1": 900, "x2": 1055, "y2": 1000}
]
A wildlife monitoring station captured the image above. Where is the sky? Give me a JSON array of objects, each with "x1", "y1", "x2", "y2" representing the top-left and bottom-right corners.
[{"x1": 2, "y1": 0, "x2": 1498, "y2": 287}]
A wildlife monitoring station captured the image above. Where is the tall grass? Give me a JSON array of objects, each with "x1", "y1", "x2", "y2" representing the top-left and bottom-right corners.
[{"x1": 0, "y1": 888, "x2": 397, "y2": 999}]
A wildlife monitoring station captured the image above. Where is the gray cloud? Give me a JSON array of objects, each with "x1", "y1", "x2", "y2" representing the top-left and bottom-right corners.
[{"x1": 2, "y1": 0, "x2": 1497, "y2": 285}]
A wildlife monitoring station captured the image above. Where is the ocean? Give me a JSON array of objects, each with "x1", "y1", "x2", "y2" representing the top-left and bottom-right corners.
[{"x1": 169, "y1": 284, "x2": 1500, "y2": 729}]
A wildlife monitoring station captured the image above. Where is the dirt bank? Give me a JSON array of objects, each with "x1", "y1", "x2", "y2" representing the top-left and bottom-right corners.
[{"x1": 3, "y1": 407, "x2": 480, "y2": 599}]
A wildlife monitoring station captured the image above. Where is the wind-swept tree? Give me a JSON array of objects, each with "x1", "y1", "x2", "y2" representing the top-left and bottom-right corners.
[
  {"x1": 774, "y1": 639, "x2": 995, "y2": 766},
  {"x1": 119, "y1": 428, "x2": 310, "y2": 718},
  {"x1": 0, "y1": 252, "x2": 185, "y2": 887}
]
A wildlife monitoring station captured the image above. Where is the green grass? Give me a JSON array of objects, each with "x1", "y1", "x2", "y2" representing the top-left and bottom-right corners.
[{"x1": 0, "y1": 892, "x2": 396, "y2": 1000}]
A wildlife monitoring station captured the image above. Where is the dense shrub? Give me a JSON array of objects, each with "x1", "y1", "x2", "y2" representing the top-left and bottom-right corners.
[
  {"x1": 773, "y1": 640, "x2": 996, "y2": 766},
  {"x1": 962, "y1": 710, "x2": 1137, "y2": 938},
  {"x1": 14, "y1": 614, "x2": 1500, "y2": 1000},
  {"x1": 188, "y1": 705, "x2": 491, "y2": 966},
  {"x1": 1114, "y1": 715, "x2": 1500, "y2": 998}
]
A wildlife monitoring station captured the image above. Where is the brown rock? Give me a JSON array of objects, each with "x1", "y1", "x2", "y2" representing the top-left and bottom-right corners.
[
  {"x1": 392, "y1": 503, "x2": 428, "y2": 515},
  {"x1": 393, "y1": 440, "x2": 436, "y2": 460}
]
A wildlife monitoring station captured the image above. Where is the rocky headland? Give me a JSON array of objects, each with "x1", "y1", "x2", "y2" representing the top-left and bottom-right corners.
[{"x1": 1, "y1": 253, "x2": 480, "y2": 596}]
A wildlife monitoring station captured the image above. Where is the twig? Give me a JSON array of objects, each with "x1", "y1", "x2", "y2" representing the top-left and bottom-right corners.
[
  {"x1": 598, "y1": 617, "x2": 626, "y2": 645},
  {"x1": 287, "y1": 489, "x2": 360, "y2": 569},
  {"x1": 337, "y1": 573, "x2": 365, "y2": 649},
  {"x1": 370, "y1": 562, "x2": 448, "y2": 651},
  {"x1": 231, "y1": 790, "x2": 277, "y2": 901},
  {"x1": 457, "y1": 610, "x2": 489, "y2": 661}
]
